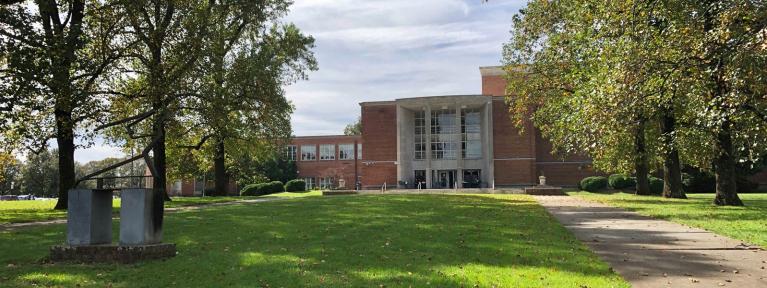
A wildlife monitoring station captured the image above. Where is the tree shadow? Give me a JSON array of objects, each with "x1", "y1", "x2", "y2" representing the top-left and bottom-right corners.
[{"x1": 0, "y1": 194, "x2": 629, "y2": 287}]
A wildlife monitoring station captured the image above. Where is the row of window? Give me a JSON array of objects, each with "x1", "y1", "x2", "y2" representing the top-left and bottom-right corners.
[
  {"x1": 287, "y1": 144, "x2": 362, "y2": 161},
  {"x1": 303, "y1": 177, "x2": 335, "y2": 190},
  {"x1": 415, "y1": 108, "x2": 482, "y2": 160}
]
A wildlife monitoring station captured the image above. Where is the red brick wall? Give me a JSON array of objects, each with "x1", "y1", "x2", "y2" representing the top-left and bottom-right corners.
[
  {"x1": 292, "y1": 135, "x2": 362, "y2": 189},
  {"x1": 492, "y1": 98, "x2": 536, "y2": 185},
  {"x1": 482, "y1": 75, "x2": 507, "y2": 96},
  {"x1": 360, "y1": 103, "x2": 398, "y2": 188}
]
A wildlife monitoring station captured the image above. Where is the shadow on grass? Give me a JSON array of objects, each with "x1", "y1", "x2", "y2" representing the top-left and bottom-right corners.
[{"x1": 0, "y1": 195, "x2": 627, "y2": 288}]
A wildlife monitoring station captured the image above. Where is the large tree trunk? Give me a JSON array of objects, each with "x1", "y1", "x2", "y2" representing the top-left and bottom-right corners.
[
  {"x1": 713, "y1": 121, "x2": 743, "y2": 206},
  {"x1": 661, "y1": 113, "x2": 686, "y2": 199},
  {"x1": 214, "y1": 137, "x2": 228, "y2": 196},
  {"x1": 151, "y1": 110, "x2": 167, "y2": 234},
  {"x1": 634, "y1": 118, "x2": 651, "y2": 195},
  {"x1": 53, "y1": 113, "x2": 76, "y2": 210}
]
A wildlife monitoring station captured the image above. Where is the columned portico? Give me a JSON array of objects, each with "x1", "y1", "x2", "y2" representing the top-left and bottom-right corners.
[{"x1": 395, "y1": 95, "x2": 494, "y2": 189}]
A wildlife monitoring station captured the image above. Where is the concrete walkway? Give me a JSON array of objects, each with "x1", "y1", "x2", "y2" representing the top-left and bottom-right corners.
[
  {"x1": 0, "y1": 197, "x2": 282, "y2": 231},
  {"x1": 534, "y1": 196, "x2": 767, "y2": 288}
]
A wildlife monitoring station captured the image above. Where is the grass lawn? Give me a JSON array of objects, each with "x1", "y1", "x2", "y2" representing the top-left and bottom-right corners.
[
  {"x1": 570, "y1": 191, "x2": 767, "y2": 247},
  {"x1": 0, "y1": 191, "x2": 321, "y2": 225},
  {"x1": 0, "y1": 194, "x2": 628, "y2": 287}
]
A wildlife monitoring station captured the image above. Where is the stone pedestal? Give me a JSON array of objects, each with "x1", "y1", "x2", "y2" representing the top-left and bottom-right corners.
[
  {"x1": 67, "y1": 189, "x2": 113, "y2": 245},
  {"x1": 120, "y1": 188, "x2": 161, "y2": 245}
]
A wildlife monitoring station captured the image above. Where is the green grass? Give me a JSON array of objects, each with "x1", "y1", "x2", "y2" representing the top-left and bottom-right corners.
[
  {"x1": 570, "y1": 191, "x2": 767, "y2": 247},
  {"x1": 0, "y1": 192, "x2": 321, "y2": 225},
  {"x1": 0, "y1": 194, "x2": 628, "y2": 287}
]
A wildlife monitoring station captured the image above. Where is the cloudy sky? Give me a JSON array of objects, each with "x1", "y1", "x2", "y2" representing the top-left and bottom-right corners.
[{"x1": 74, "y1": 0, "x2": 524, "y2": 163}]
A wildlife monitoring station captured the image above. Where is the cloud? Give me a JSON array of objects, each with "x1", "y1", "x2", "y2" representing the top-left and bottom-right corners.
[{"x1": 283, "y1": 0, "x2": 524, "y2": 136}]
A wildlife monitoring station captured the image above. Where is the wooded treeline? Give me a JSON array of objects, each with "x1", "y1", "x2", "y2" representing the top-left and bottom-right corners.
[
  {"x1": 505, "y1": 0, "x2": 767, "y2": 206},
  {"x1": 0, "y1": 0, "x2": 316, "y2": 209}
]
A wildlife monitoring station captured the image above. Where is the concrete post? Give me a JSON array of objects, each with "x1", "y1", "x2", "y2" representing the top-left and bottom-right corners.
[
  {"x1": 67, "y1": 189, "x2": 113, "y2": 245},
  {"x1": 120, "y1": 189, "x2": 162, "y2": 245},
  {"x1": 425, "y1": 105, "x2": 433, "y2": 189}
]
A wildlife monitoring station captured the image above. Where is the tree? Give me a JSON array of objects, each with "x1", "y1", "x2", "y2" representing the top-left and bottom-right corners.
[
  {"x1": 505, "y1": 0, "x2": 767, "y2": 205},
  {"x1": 178, "y1": 0, "x2": 315, "y2": 196},
  {"x1": 21, "y1": 148, "x2": 59, "y2": 197},
  {"x1": 0, "y1": 153, "x2": 22, "y2": 195},
  {"x1": 1, "y1": 1, "x2": 124, "y2": 209},
  {"x1": 344, "y1": 116, "x2": 362, "y2": 136}
]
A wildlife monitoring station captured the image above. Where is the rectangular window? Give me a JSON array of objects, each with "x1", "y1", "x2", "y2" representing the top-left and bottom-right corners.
[
  {"x1": 320, "y1": 144, "x2": 335, "y2": 160},
  {"x1": 462, "y1": 108, "x2": 482, "y2": 159},
  {"x1": 304, "y1": 177, "x2": 315, "y2": 190},
  {"x1": 301, "y1": 145, "x2": 316, "y2": 161},
  {"x1": 339, "y1": 144, "x2": 354, "y2": 160},
  {"x1": 357, "y1": 143, "x2": 362, "y2": 159},
  {"x1": 286, "y1": 145, "x2": 297, "y2": 161},
  {"x1": 414, "y1": 110, "x2": 426, "y2": 160},
  {"x1": 319, "y1": 177, "x2": 334, "y2": 189},
  {"x1": 431, "y1": 109, "x2": 457, "y2": 159}
]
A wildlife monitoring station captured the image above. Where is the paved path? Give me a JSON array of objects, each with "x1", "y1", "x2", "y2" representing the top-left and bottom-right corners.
[
  {"x1": 534, "y1": 196, "x2": 767, "y2": 288},
  {"x1": 0, "y1": 197, "x2": 282, "y2": 231}
]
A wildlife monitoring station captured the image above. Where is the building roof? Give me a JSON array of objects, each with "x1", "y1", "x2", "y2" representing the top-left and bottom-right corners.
[
  {"x1": 359, "y1": 94, "x2": 492, "y2": 106},
  {"x1": 292, "y1": 134, "x2": 361, "y2": 140}
]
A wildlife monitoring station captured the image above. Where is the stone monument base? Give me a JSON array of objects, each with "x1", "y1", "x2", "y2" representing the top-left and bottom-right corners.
[
  {"x1": 49, "y1": 243, "x2": 176, "y2": 264},
  {"x1": 524, "y1": 186, "x2": 565, "y2": 196}
]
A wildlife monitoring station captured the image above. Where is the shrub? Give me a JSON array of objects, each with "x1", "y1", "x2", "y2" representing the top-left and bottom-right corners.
[
  {"x1": 736, "y1": 177, "x2": 759, "y2": 193},
  {"x1": 285, "y1": 179, "x2": 306, "y2": 192},
  {"x1": 608, "y1": 174, "x2": 636, "y2": 189},
  {"x1": 648, "y1": 177, "x2": 664, "y2": 195},
  {"x1": 579, "y1": 176, "x2": 608, "y2": 192},
  {"x1": 682, "y1": 171, "x2": 715, "y2": 193},
  {"x1": 240, "y1": 183, "x2": 264, "y2": 196},
  {"x1": 267, "y1": 181, "x2": 285, "y2": 194}
]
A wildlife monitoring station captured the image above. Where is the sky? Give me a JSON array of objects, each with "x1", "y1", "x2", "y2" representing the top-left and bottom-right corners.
[{"x1": 73, "y1": 0, "x2": 525, "y2": 163}]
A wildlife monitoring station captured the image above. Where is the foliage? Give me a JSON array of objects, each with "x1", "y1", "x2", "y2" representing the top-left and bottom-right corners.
[
  {"x1": 571, "y1": 192, "x2": 767, "y2": 247},
  {"x1": 0, "y1": 195, "x2": 629, "y2": 287},
  {"x1": 608, "y1": 174, "x2": 636, "y2": 190},
  {"x1": 505, "y1": 0, "x2": 767, "y2": 205},
  {"x1": 240, "y1": 181, "x2": 282, "y2": 196},
  {"x1": 0, "y1": 153, "x2": 22, "y2": 195},
  {"x1": 579, "y1": 176, "x2": 608, "y2": 192},
  {"x1": 20, "y1": 149, "x2": 59, "y2": 197},
  {"x1": 681, "y1": 169, "x2": 716, "y2": 194},
  {"x1": 344, "y1": 116, "x2": 362, "y2": 136},
  {"x1": 648, "y1": 177, "x2": 664, "y2": 195},
  {"x1": 284, "y1": 179, "x2": 306, "y2": 192}
]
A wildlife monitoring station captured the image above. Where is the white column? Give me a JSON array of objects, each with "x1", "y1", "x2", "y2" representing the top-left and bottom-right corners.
[
  {"x1": 455, "y1": 104, "x2": 463, "y2": 188},
  {"x1": 425, "y1": 105, "x2": 432, "y2": 189}
]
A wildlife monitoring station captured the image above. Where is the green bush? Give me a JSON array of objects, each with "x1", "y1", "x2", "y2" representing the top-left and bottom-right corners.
[
  {"x1": 240, "y1": 183, "x2": 264, "y2": 196},
  {"x1": 579, "y1": 176, "x2": 608, "y2": 192},
  {"x1": 267, "y1": 181, "x2": 285, "y2": 194},
  {"x1": 682, "y1": 171, "x2": 715, "y2": 193},
  {"x1": 608, "y1": 174, "x2": 636, "y2": 189},
  {"x1": 648, "y1": 177, "x2": 664, "y2": 195},
  {"x1": 284, "y1": 179, "x2": 306, "y2": 192}
]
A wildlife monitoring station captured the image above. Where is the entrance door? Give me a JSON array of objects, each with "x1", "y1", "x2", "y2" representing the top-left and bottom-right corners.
[{"x1": 432, "y1": 170, "x2": 456, "y2": 189}]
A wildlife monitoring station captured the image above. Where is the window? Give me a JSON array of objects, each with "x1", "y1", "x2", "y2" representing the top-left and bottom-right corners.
[
  {"x1": 339, "y1": 144, "x2": 355, "y2": 160},
  {"x1": 286, "y1": 145, "x2": 297, "y2": 161},
  {"x1": 304, "y1": 177, "x2": 315, "y2": 190},
  {"x1": 414, "y1": 110, "x2": 426, "y2": 160},
  {"x1": 462, "y1": 108, "x2": 482, "y2": 159},
  {"x1": 320, "y1": 177, "x2": 334, "y2": 189},
  {"x1": 320, "y1": 144, "x2": 335, "y2": 160},
  {"x1": 357, "y1": 143, "x2": 362, "y2": 159},
  {"x1": 301, "y1": 145, "x2": 316, "y2": 161},
  {"x1": 431, "y1": 109, "x2": 458, "y2": 159}
]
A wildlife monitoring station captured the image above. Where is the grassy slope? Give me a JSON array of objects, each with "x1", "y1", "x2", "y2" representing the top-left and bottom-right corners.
[
  {"x1": 570, "y1": 192, "x2": 767, "y2": 247},
  {"x1": 0, "y1": 192, "x2": 321, "y2": 224},
  {"x1": 0, "y1": 194, "x2": 628, "y2": 288}
]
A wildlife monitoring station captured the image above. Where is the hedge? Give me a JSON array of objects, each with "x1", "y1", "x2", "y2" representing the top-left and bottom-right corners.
[
  {"x1": 579, "y1": 176, "x2": 608, "y2": 192},
  {"x1": 648, "y1": 177, "x2": 664, "y2": 195},
  {"x1": 284, "y1": 179, "x2": 306, "y2": 192},
  {"x1": 240, "y1": 181, "x2": 284, "y2": 196},
  {"x1": 608, "y1": 174, "x2": 636, "y2": 189}
]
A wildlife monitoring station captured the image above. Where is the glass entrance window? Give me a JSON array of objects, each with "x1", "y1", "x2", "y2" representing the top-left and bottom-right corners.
[
  {"x1": 463, "y1": 169, "x2": 481, "y2": 188},
  {"x1": 431, "y1": 109, "x2": 457, "y2": 159},
  {"x1": 414, "y1": 170, "x2": 426, "y2": 189},
  {"x1": 462, "y1": 108, "x2": 482, "y2": 159},
  {"x1": 431, "y1": 170, "x2": 456, "y2": 189},
  {"x1": 414, "y1": 110, "x2": 426, "y2": 160}
]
